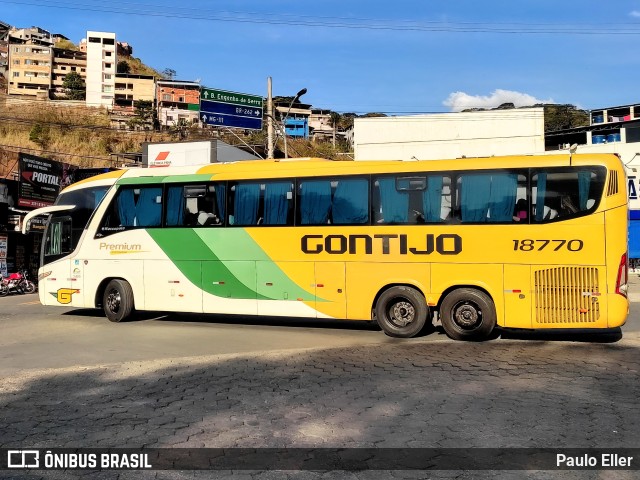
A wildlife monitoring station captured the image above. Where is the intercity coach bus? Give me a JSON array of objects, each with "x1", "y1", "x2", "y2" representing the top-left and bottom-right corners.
[{"x1": 23, "y1": 154, "x2": 629, "y2": 341}]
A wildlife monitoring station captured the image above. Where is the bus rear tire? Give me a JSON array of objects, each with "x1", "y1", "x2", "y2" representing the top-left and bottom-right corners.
[
  {"x1": 103, "y1": 279, "x2": 134, "y2": 323},
  {"x1": 375, "y1": 286, "x2": 428, "y2": 338},
  {"x1": 440, "y1": 288, "x2": 496, "y2": 341}
]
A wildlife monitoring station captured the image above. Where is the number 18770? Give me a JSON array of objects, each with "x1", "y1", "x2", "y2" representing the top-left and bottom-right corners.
[{"x1": 512, "y1": 239, "x2": 584, "y2": 251}]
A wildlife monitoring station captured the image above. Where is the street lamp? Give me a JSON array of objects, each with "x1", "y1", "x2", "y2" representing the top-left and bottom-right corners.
[{"x1": 282, "y1": 87, "x2": 307, "y2": 159}]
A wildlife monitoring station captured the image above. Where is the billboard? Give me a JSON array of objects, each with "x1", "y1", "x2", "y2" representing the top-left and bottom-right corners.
[
  {"x1": 18, "y1": 153, "x2": 77, "y2": 208},
  {"x1": 143, "y1": 140, "x2": 216, "y2": 168}
]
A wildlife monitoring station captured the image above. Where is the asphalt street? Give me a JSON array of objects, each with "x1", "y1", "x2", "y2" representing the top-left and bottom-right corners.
[{"x1": 0, "y1": 276, "x2": 639, "y2": 479}]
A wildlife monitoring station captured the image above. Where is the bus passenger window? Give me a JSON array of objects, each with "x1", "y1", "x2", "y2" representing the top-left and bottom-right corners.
[
  {"x1": 165, "y1": 184, "x2": 225, "y2": 227},
  {"x1": 229, "y1": 181, "x2": 293, "y2": 226},
  {"x1": 373, "y1": 174, "x2": 449, "y2": 225},
  {"x1": 458, "y1": 173, "x2": 519, "y2": 223},
  {"x1": 99, "y1": 185, "x2": 162, "y2": 234},
  {"x1": 532, "y1": 168, "x2": 605, "y2": 222}
]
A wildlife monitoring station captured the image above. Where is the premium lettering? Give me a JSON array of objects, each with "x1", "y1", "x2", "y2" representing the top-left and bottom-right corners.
[{"x1": 301, "y1": 234, "x2": 462, "y2": 255}]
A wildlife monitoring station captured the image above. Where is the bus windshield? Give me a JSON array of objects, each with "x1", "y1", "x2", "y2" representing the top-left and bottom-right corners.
[{"x1": 43, "y1": 185, "x2": 109, "y2": 265}]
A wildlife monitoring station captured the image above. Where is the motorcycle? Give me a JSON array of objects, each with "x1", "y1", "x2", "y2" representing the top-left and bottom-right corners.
[
  {"x1": 0, "y1": 270, "x2": 37, "y2": 297},
  {"x1": 18, "y1": 269, "x2": 37, "y2": 294}
]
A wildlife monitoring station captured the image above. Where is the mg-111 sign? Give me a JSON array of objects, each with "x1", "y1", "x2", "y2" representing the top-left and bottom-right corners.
[{"x1": 200, "y1": 88, "x2": 263, "y2": 130}]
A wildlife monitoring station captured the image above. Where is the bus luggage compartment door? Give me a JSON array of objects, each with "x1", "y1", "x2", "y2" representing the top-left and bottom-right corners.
[{"x1": 503, "y1": 265, "x2": 531, "y2": 328}]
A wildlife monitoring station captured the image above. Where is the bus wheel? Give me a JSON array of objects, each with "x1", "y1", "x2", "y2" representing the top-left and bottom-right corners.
[
  {"x1": 375, "y1": 286, "x2": 428, "y2": 338},
  {"x1": 440, "y1": 288, "x2": 496, "y2": 341},
  {"x1": 103, "y1": 279, "x2": 134, "y2": 323}
]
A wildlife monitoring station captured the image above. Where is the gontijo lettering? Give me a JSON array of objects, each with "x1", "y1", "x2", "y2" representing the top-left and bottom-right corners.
[{"x1": 301, "y1": 233, "x2": 462, "y2": 255}]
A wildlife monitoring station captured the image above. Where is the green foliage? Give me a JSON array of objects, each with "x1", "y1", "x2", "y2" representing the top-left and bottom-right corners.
[
  {"x1": 544, "y1": 104, "x2": 589, "y2": 132},
  {"x1": 29, "y1": 123, "x2": 50, "y2": 148},
  {"x1": 127, "y1": 100, "x2": 157, "y2": 130},
  {"x1": 170, "y1": 118, "x2": 190, "y2": 140},
  {"x1": 55, "y1": 39, "x2": 78, "y2": 51},
  {"x1": 62, "y1": 72, "x2": 85, "y2": 100},
  {"x1": 162, "y1": 68, "x2": 177, "y2": 80},
  {"x1": 117, "y1": 61, "x2": 131, "y2": 74}
]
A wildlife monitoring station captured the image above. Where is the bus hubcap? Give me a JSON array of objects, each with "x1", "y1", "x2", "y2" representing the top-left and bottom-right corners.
[
  {"x1": 390, "y1": 300, "x2": 415, "y2": 327},
  {"x1": 106, "y1": 290, "x2": 121, "y2": 313},
  {"x1": 453, "y1": 303, "x2": 481, "y2": 329}
]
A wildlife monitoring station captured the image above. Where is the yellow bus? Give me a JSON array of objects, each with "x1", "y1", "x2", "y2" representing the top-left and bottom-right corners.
[{"x1": 24, "y1": 153, "x2": 629, "y2": 341}]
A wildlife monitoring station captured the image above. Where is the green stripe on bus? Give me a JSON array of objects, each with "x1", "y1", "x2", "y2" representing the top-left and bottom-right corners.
[
  {"x1": 148, "y1": 229, "x2": 316, "y2": 302},
  {"x1": 162, "y1": 174, "x2": 215, "y2": 183},
  {"x1": 147, "y1": 229, "x2": 266, "y2": 300},
  {"x1": 116, "y1": 177, "x2": 168, "y2": 185},
  {"x1": 196, "y1": 229, "x2": 316, "y2": 301}
]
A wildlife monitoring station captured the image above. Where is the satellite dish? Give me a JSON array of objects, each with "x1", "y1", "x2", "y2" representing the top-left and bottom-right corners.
[{"x1": 569, "y1": 143, "x2": 578, "y2": 153}]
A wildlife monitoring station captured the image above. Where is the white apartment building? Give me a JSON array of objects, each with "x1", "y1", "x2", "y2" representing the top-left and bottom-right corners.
[{"x1": 85, "y1": 31, "x2": 116, "y2": 108}]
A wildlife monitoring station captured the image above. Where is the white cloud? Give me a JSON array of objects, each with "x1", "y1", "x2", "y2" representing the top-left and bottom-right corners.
[
  {"x1": 443, "y1": 89, "x2": 555, "y2": 112},
  {"x1": 630, "y1": 10, "x2": 640, "y2": 17}
]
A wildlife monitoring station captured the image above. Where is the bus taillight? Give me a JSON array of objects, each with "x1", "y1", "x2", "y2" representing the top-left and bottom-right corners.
[{"x1": 616, "y1": 252, "x2": 629, "y2": 298}]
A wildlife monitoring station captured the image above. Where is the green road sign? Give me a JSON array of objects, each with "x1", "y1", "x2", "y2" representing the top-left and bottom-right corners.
[{"x1": 200, "y1": 88, "x2": 263, "y2": 108}]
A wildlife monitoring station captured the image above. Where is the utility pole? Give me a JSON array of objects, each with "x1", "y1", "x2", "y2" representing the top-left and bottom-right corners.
[{"x1": 267, "y1": 77, "x2": 274, "y2": 159}]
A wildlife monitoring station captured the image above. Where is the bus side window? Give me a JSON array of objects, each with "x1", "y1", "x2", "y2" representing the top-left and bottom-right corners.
[
  {"x1": 99, "y1": 185, "x2": 162, "y2": 234},
  {"x1": 532, "y1": 168, "x2": 605, "y2": 222},
  {"x1": 230, "y1": 181, "x2": 293, "y2": 226},
  {"x1": 457, "y1": 173, "x2": 520, "y2": 223},
  {"x1": 373, "y1": 174, "x2": 450, "y2": 225}
]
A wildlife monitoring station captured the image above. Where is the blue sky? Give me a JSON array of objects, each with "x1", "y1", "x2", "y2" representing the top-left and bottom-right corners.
[{"x1": 2, "y1": 0, "x2": 640, "y2": 114}]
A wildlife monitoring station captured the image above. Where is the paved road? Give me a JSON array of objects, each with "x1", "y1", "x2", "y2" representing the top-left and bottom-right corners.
[{"x1": 0, "y1": 277, "x2": 639, "y2": 479}]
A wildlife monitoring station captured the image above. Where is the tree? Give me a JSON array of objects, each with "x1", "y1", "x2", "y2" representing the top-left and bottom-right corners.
[
  {"x1": 544, "y1": 104, "x2": 589, "y2": 132},
  {"x1": 29, "y1": 123, "x2": 50, "y2": 148},
  {"x1": 162, "y1": 68, "x2": 177, "y2": 80},
  {"x1": 62, "y1": 71, "x2": 85, "y2": 100},
  {"x1": 127, "y1": 100, "x2": 157, "y2": 130},
  {"x1": 170, "y1": 118, "x2": 190, "y2": 140},
  {"x1": 117, "y1": 60, "x2": 131, "y2": 74}
]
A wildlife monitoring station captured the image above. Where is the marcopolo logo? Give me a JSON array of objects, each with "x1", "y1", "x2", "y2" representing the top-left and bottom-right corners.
[{"x1": 301, "y1": 233, "x2": 463, "y2": 256}]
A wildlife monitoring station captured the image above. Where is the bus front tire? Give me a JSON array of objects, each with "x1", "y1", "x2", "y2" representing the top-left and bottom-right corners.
[
  {"x1": 375, "y1": 286, "x2": 428, "y2": 338},
  {"x1": 103, "y1": 279, "x2": 134, "y2": 323},
  {"x1": 440, "y1": 288, "x2": 496, "y2": 341}
]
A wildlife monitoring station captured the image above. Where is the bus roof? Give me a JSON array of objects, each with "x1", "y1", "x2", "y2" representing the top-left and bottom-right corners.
[{"x1": 61, "y1": 153, "x2": 622, "y2": 192}]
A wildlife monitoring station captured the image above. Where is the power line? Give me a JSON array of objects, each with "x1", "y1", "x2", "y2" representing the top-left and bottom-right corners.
[
  {"x1": 3, "y1": 0, "x2": 640, "y2": 35},
  {"x1": 0, "y1": 141, "x2": 115, "y2": 163}
]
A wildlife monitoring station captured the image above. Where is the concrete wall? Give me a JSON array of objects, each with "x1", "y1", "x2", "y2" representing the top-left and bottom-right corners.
[{"x1": 354, "y1": 108, "x2": 545, "y2": 161}]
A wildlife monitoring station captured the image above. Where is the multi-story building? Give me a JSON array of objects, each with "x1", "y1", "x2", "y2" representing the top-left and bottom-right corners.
[
  {"x1": 275, "y1": 100, "x2": 311, "y2": 139},
  {"x1": 9, "y1": 26, "x2": 53, "y2": 45},
  {"x1": 84, "y1": 31, "x2": 117, "y2": 108},
  {"x1": 50, "y1": 47, "x2": 86, "y2": 98},
  {"x1": 52, "y1": 33, "x2": 69, "y2": 44},
  {"x1": 0, "y1": 21, "x2": 10, "y2": 80},
  {"x1": 7, "y1": 38, "x2": 53, "y2": 98},
  {"x1": 545, "y1": 103, "x2": 640, "y2": 150},
  {"x1": 308, "y1": 109, "x2": 338, "y2": 142},
  {"x1": 156, "y1": 79, "x2": 200, "y2": 127},
  {"x1": 111, "y1": 73, "x2": 156, "y2": 129}
]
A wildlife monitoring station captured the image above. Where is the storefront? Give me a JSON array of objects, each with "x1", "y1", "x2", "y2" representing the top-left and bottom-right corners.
[
  {"x1": 0, "y1": 178, "x2": 44, "y2": 278},
  {"x1": 0, "y1": 154, "x2": 114, "y2": 278}
]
